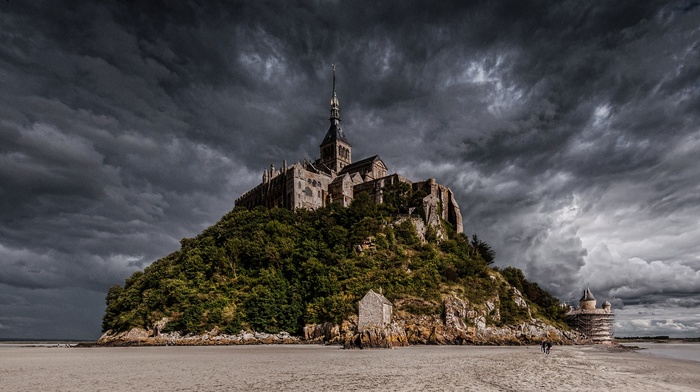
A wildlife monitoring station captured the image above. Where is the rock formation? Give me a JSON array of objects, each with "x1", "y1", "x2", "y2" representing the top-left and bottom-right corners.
[{"x1": 99, "y1": 289, "x2": 580, "y2": 347}]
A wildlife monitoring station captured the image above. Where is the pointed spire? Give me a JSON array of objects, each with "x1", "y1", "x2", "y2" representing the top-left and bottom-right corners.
[
  {"x1": 330, "y1": 64, "x2": 340, "y2": 121},
  {"x1": 580, "y1": 287, "x2": 596, "y2": 301}
]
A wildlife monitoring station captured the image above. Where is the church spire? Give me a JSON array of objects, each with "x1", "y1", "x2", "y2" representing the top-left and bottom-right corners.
[
  {"x1": 330, "y1": 64, "x2": 340, "y2": 121},
  {"x1": 319, "y1": 64, "x2": 351, "y2": 173}
]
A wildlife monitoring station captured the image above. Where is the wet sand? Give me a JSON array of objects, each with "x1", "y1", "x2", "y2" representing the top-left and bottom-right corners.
[{"x1": 1, "y1": 344, "x2": 699, "y2": 391}]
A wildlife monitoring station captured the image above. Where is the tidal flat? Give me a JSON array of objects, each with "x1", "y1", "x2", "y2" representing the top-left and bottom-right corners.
[{"x1": 1, "y1": 344, "x2": 699, "y2": 391}]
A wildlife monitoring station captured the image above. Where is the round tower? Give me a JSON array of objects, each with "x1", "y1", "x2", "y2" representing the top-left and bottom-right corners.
[
  {"x1": 579, "y1": 288, "x2": 596, "y2": 310},
  {"x1": 602, "y1": 300, "x2": 612, "y2": 312}
]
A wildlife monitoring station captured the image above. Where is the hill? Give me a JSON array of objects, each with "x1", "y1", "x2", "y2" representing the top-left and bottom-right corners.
[{"x1": 100, "y1": 192, "x2": 575, "y2": 346}]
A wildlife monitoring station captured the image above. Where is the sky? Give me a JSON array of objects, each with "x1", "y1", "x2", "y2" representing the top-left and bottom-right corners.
[{"x1": 1, "y1": 1, "x2": 698, "y2": 340}]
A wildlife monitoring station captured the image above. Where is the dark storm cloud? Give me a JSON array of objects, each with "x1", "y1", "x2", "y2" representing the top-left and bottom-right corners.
[{"x1": 1, "y1": 0, "x2": 698, "y2": 338}]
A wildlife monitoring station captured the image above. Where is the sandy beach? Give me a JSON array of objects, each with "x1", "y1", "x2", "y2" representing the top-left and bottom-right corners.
[{"x1": 1, "y1": 344, "x2": 698, "y2": 391}]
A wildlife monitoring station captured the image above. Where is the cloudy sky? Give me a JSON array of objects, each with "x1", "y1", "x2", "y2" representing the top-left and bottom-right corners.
[{"x1": 1, "y1": 1, "x2": 699, "y2": 339}]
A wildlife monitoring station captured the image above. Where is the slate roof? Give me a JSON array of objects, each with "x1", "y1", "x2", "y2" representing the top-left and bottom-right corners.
[
  {"x1": 337, "y1": 155, "x2": 383, "y2": 175},
  {"x1": 321, "y1": 121, "x2": 350, "y2": 145},
  {"x1": 580, "y1": 288, "x2": 596, "y2": 301}
]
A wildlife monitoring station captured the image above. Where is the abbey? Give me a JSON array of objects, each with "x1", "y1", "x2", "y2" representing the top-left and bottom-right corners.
[{"x1": 235, "y1": 67, "x2": 463, "y2": 235}]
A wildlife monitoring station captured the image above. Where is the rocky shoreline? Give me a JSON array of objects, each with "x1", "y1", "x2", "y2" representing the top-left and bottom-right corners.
[{"x1": 98, "y1": 292, "x2": 586, "y2": 348}]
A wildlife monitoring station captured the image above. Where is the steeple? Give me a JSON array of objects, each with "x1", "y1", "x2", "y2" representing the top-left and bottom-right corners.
[
  {"x1": 322, "y1": 64, "x2": 348, "y2": 145},
  {"x1": 330, "y1": 64, "x2": 340, "y2": 121},
  {"x1": 319, "y1": 64, "x2": 351, "y2": 172}
]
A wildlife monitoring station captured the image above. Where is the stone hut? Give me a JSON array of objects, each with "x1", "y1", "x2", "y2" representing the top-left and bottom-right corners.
[
  {"x1": 358, "y1": 289, "x2": 393, "y2": 332},
  {"x1": 566, "y1": 288, "x2": 615, "y2": 343}
]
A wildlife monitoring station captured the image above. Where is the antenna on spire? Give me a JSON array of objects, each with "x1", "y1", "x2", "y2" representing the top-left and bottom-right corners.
[{"x1": 332, "y1": 64, "x2": 336, "y2": 97}]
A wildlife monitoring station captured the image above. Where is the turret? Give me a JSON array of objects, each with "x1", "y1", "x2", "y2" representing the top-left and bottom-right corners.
[{"x1": 579, "y1": 288, "x2": 597, "y2": 310}]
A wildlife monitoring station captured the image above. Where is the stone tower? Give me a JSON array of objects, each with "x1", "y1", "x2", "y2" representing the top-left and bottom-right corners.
[
  {"x1": 567, "y1": 287, "x2": 615, "y2": 344},
  {"x1": 319, "y1": 65, "x2": 352, "y2": 172},
  {"x1": 579, "y1": 287, "x2": 596, "y2": 310}
]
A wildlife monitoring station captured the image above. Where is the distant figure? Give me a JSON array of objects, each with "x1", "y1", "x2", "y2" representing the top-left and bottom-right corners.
[
  {"x1": 546, "y1": 342, "x2": 552, "y2": 354},
  {"x1": 541, "y1": 340, "x2": 546, "y2": 353}
]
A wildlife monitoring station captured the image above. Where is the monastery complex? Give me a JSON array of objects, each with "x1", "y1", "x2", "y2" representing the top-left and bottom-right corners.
[{"x1": 235, "y1": 67, "x2": 463, "y2": 235}]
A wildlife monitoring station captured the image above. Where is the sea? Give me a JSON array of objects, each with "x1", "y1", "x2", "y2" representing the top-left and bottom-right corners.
[{"x1": 629, "y1": 342, "x2": 700, "y2": 363}]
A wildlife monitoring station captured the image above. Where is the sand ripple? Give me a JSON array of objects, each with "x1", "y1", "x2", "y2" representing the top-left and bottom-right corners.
[{"x1": 1, "y1": 344, "x2": 698, "y2": 391}]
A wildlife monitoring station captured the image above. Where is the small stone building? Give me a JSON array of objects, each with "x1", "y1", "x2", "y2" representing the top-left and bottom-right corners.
[
  {"x1": 358, "y1": 289, "x2": 393, "y2": 332},
  {"x1": 566, "y1": 288, "x2": 615, "y2": 343}
]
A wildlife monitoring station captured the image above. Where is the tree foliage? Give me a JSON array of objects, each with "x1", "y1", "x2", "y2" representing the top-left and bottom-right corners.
[
  {"x1": 102, "y1": 198, "x2": 563, "y2": 335},
  {"x1": 471, "y1": 234, "x2": 496, "y2": 265},
  {"x1": 499, "y1": 266, "x2": 568, "y2": 324}
]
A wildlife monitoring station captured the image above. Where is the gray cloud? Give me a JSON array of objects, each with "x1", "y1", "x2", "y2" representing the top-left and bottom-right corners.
[{"x1": 0, "y1": 0, "x2": 698, "y2": 338}]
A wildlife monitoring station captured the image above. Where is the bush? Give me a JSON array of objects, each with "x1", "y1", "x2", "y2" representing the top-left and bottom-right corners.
[{"x1": 102, "y1": 202, "x2": 563, "y2": 336}]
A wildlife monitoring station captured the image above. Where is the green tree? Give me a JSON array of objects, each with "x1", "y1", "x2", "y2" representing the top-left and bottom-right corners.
[
  {"x1": 382, "y1": 181, "x2": 412, "y2": 213},
  {"x1": 102, "y1": 202, "x2": 569, "y2": 337},
  {"x1": 471, "y1": 234, "x2": 496, "y2": 265}
]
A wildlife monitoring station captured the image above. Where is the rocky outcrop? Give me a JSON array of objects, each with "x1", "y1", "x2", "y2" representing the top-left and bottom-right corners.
[
  {"x1": 395, "y1": 292, "x2": 580, "y2": 345},
  {"x1": 98, "y1": 326, "x2": 300, "y2": 346},
  {"x1": 303, "y1": 319, "x2": 355, "y2": 345},
  {"x1": 343, "y1": 323, "x2": 409, "y2": 349},
  {"x1": 98, "y1": 284, "x2": 581, "y2": 347}
]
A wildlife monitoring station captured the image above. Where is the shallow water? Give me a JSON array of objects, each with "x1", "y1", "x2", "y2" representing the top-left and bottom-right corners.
[{"x1": 631, "y1": 342, "x2": 700, "y2": 363}]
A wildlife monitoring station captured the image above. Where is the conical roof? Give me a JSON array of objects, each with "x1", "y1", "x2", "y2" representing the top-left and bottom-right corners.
[{"x1": 580, "y1": 288, "x2": 596, "y2": 301}]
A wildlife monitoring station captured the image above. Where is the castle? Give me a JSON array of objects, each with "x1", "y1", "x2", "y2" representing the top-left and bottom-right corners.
[
  {"x1": 566, "y1": 288, "x2": 615, "y2": 343},
  {"x1": 235, "y1": 67, "x2": 463, "y2": 235}
]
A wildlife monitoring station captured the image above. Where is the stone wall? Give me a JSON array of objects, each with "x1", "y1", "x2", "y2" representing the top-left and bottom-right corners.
[
  {"x1": 237, "y1": 168, "x2": 464, "y2": 237},
  {"x1": 291, "y1": 165, "x2": 332, "y2": 209},
  {"x1": 235, "y1": 165, "x2": 291, "y2": 209}
]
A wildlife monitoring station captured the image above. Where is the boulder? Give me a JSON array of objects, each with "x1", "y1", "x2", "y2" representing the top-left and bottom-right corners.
[{"x1": 343, "y1": 323, "x2": 408, "y2": 349}]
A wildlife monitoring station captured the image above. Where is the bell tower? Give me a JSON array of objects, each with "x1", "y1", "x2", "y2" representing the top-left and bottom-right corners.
[{"x1": 319, "y1": 65, "x2": 352, "y2": 172}]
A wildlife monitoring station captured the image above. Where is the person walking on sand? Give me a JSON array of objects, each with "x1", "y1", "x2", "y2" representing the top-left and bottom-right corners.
[
  {"x1": 546, "y1": 342, "x2": 552, "y2": 354},
  {"x1": 541, "y1": 340, "x2": 546, "y2": 353}
]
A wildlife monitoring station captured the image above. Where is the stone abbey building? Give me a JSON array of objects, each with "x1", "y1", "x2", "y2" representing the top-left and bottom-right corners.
[{"x1": 235, "y1": 67, "x2": 463, "y2": 235}]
